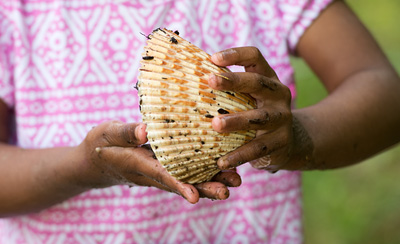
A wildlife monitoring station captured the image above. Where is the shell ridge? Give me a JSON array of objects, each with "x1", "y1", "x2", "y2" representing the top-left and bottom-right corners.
[{"x1": 138, "y1": 28, "x2": 256, "y2": 183}]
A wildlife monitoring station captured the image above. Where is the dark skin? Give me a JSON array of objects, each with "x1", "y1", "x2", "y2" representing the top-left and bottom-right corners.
[
  {"x1": 0, "y1": 104, "x2": 241, "y2": 217},
  {"x1": 0, "y1": 101, "x2": 7, "y2": 143},
  {"x1": 1, "y1": 0, "x2": 400, "y2": 217},
  {"x1": 210, "y1": 0, "x2": 400, "y2": 172}
]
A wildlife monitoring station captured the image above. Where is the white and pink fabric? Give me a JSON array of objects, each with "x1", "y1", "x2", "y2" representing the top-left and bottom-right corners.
[{"x1": 0, "y1": 0, "x2": 332, "y2": 243}]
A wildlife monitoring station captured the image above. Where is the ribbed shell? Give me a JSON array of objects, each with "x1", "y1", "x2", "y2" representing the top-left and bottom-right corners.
[{"x1": 137, "y1": 28, "x2": 256, "y2": 184}]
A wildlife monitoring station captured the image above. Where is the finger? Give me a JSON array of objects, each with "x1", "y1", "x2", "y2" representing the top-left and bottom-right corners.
[
  {"x1": 129, "y1": 174, "x2": 201, "y2": 203},
  {"x1": 134, "y1": 164, "x2": 237, "y2": 202},
  {"x1": 212, "y1": 108, "x2": 291, "y2": 133},
  {"x1": 208, "y1": 72, "x2": 290, "y2": 102},
  {"x1": 211, "y1": 47, "x2": 277, "y2": 77},
  {"x1": 102, "y1": 121, "x2": 148, "y2": 147},
  {"x1": 195, "y1": 182, "x2": 230, "y2": 200},
  {"x1": 99, "y1": 146, "x2": 200, "y2": 203},
  {"x1": 217, "y1": 135, "x2": 285, "y2": 170},
  {"x1": 212, "y1": 171, "x2": 242, "y2": 187},
  {"x1": 128, "y1": 148, "x2": 200, "y2": 204},
  {"x1": 130, "y1": 174, "x2": 173, "y2": 192}
]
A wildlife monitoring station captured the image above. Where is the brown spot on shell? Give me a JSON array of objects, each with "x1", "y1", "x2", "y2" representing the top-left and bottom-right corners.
[
  {"x1": 198, "y1": 67, "x2": 210, "y2": 74},
  {"x1": 199, "y1": 84, "x2": 209, "y2": 90},
  {"x1": 174, "y1": 100, "x2": 197, "y2": 107},
  {"x1": 175, "y1": 93, "x2": 189, "y2": 99},
  {"x1": 159, "y1": 82, "x2": 169, "y2": 88},
  {"x1": 198, "y1": 109, "x2": 207, "y2": 115},
  {"x1": 199, "y1": 90, "x2": 216, "y2": 99},
  {"x1": 201, "y1": 97, "x2": 217, "y2": 104},
  {"x1": 161, "y1": 68, "x2": 174, "y2": 74},
  {"x1": 217, "y1": 108, "x2": 230, "y2": 114},
  {"x1": 170, "y1": 37, "x2": 178, "y2": 44},
  {"x1": 194, "y1": 71, "x2": 204, "y2": 77},
  {"x1": 171, "y1": 78, "x2": 188, "y2": 85},
  {"x1": 142, "y1": 56, "x2": 154, "y2": 60},
  {"x1": 224, "y1": 91, "x2": 235, "y2": 97},
  {"x1": 160, "y1": 98, "x2": 171, "y2": 103},
  {"x1": 173, "y1": 59, "x2": 181, "y2": 63},
  {"x1": 153, "y1": 27, "x2": 166, "y2": 34},
  {"x1": 191, "y1": 60, "x2": 202, "y2": 66},
  {"x1": 178, "y1": 86, "x2": 189, "y2": 91}
]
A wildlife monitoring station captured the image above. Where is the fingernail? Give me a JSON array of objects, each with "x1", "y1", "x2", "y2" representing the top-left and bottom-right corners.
[
  {"x1": 223, "y1": 189, "x2": 230, "y2": 199},
  {"x1": 213, "y1": 117, "x2": 226, "y2": 132},
  {"x1": 212, "y1": 52, "x2": 224, "y2": 63},
  {"x1": 217, "y1": 158, "x2": 229, "y2": 170},
  {"x1": 136, "y1": 124, "x2": 148, "y2": 143},
  {"x1": 209, "y1": 74, "x2": 217, "y2": 87}
]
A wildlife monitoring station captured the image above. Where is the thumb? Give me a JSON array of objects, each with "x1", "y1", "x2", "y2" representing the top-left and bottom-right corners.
[{"x1": 99, "y1": 121, "x2": 148, "y2": 147}]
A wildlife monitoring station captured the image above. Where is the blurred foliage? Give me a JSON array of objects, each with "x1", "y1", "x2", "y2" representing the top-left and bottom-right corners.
[{"x1": 291, "y1": 0, "x2": 400, "y2": 243}]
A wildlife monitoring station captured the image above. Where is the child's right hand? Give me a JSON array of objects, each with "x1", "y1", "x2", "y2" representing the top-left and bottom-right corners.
[{"x1": 74, "y1": 120, "x2": 239, "y2": 204}]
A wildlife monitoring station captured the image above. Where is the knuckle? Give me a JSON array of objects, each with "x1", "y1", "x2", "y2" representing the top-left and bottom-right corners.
[
  {"x1": 220, "y1": 48, "x2": 237, "y2": 62},
  {"x1": 247, "y1": 109, "x2": 270, "y2": 129},
  {"x1": 251, "y1": 155, "x2": 272, "y2": 169},
  {"x1": 121, "y1": 124, "x2": 136, "y2": 145},
  {"x1": 104, "y1": 120, "x2": 122, "y2": 133},
  {"x1": 102, "y1": 120, "x2": 121, "y2": 131},
  {"x1": 253, "y1": 140, "x2": 269, "y2": 158},
  {"x1": 258, "y1": 76, "x2": 279, "y2": 91},
  {"x1": 102, "y1": 120, "x2": 127, "y2": 145},
  {"x1": 85, "y1": 123, "x2": 109, "y2": 146},
  {"x1": 228, "y1": 72, "x2": 240, "y2": 88},
  {"x1": 102, "y1": 131, "x2": 113, "y2": 145},
  {"x1": 248, "y1": 46, "x2": 262, "y2": 58}
]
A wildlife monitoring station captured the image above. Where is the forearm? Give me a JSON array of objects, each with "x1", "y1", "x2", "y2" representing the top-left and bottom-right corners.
[
  {"x1": 0, "y1": 143, "x2": 89, "y2": 217},
  {"x1": 291, "y1": 68, "x2": 400, "y2": 170}
]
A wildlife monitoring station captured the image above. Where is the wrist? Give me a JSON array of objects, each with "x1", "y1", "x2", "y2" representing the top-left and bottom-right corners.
[
  {"x1": 71, "y1": 143, "x2": 119, "y2": 189},
  {"x1": 284, "y1": 115, "x2": 317, "y2": 171}
]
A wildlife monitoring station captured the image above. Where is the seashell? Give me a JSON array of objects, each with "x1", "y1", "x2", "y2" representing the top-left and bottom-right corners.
[{"x1": 137, "y1": 28, "x2": 256, "y2": 184}]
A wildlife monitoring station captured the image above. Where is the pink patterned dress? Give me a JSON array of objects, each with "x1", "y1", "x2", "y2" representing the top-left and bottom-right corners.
[{"x1": 0, "y1": 0, "x2": 332, "y2": 243}]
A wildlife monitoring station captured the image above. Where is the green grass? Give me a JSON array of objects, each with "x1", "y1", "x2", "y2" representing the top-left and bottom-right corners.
[{"x1": 292, "y1": 1, "x2": 400, "y2": 243}]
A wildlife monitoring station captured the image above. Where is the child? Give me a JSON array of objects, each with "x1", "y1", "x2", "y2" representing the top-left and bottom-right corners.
[{"x1": 0, "y1": 0, "x2": 399, "y2": 243}]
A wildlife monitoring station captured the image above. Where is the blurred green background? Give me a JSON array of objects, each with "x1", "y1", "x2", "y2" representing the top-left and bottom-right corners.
[{"x1": 291, "y1": 0, "x2": 400, "y2": 243}]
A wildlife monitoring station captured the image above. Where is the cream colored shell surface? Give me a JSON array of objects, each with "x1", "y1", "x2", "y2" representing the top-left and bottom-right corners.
[{"x1": 137, "y1": 28, "x2": 256, "y2": 184}]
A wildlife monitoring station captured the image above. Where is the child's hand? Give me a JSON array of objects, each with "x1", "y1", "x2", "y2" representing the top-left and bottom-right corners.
[
  {"x1": 75, "y1": 121, "x2": 240, "y2": 203},
  {"x1": 209, "y1": 47, "x2": 295, "y2": 173}
]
